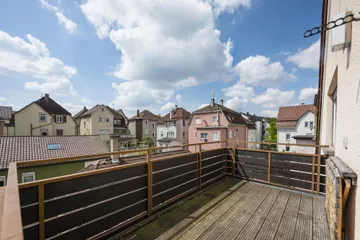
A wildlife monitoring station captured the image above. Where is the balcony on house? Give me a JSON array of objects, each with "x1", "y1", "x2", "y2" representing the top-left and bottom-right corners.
[{"x1": 0, "y1": 141, "x2": 356, "y2": 240}]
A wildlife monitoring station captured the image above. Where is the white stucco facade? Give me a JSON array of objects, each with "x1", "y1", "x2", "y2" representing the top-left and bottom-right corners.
[
  {"x1": 156, "y1": 123, "x2": 177, "y2": 147},
  {"x1": 278, "y1": 112, "x2": 315, "y2": 153},
  {"x1": 247, "y1": 128, "x2": 257, "y2": 149},
  {"x1": 319, "y1": 0, "x2": 360, "y2": 238}
]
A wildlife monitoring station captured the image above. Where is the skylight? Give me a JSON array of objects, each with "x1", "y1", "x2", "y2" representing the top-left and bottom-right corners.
[{"x1": 47, "y1": 144, "x2": 61, "y2": 150}]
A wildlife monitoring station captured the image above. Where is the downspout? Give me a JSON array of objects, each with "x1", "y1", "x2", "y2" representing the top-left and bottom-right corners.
[{"x1": 315, "y1": 0, "x2": 329, "y2": 153}]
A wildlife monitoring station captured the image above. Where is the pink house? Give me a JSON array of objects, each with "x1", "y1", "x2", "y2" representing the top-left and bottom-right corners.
[{"x1": 188, "y1": 98, "x2": 249, "y2": 152}]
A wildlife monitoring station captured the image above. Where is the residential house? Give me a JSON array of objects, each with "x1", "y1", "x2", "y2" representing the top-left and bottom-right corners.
[
  {"x1": 240, "y1": 112, "x2": 257, "y2": 149},
  {"x1": 317, "y1": 0, "x2": 360, "y2": 238},
  {"x1": 13, "y1": 94, "x2": 76, "y2": 136},
  {"x1": 73, "y1": 106, "x2": 88, "y2": 135},
  {"x1": 276, "y1": 104, "x2": 316, "y2": 153},
  {"x1": 241, "y1": 113, "x2": 271, "y2": 149},
  {"x1": 0, "y1": 106, "x2": 14, "y2": 136},
  {"x1": 116, "y1": 109, "x2": 129, "y2": 126},
  {"x1": 0, "y1": 135, "x2": 109, "y2": 185},
  {"x1": 128, "y1": 110, "x2": 160, "y2": 146},
  {"x1": 188, "y1": 98, "x2": 254, "y2": 152},
  {"x1": 156, "y1": 105, "x2": 191, "y2": 148}
]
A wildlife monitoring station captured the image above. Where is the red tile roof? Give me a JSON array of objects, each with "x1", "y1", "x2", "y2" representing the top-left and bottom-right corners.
[
  {"x1": 129, "y1": 110, "x2": 160, "y2": 121},
  {"x1": 276, "y1": 105, "x2": 316, "y2": 128},
  {"x1": 159, "y1": 107, "x2": 191, "y2": 123}
]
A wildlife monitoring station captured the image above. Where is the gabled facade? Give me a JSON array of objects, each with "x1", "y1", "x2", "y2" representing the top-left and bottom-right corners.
[
  {"x1": 128, "y1": 110, "x2": 160, "y2": 145},
  {"x1": 13, "y1": 94, "x2": 76, "y2": 136},
  {"x1": 156, "y1": 106, "x2": 191, "y2": 148},
  {"x1": 276, "y1": 104, "x2": 316, "y2": 153},
  {"x1": 188, "y1": 98, "x2": 252, "y2": 152},
  {"x1": 0, "y1": 106, "x2": 14, "y2": 136}
]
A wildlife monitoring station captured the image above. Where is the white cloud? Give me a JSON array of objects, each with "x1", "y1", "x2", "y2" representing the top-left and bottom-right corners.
[
  {"x1": 160, "y1": 102, "x2": 176, "y2": 112},
  {"x1": 0, "y1": 97, "x2": 20, "y2": 110},
  {"x1": 208, "y1": 0, "x2": 251, "y2": 15},
  {"x1": 175, "y1": 94, "x2": 182, "y2": 103},
  {"x1": 235, "y1": 55, "x2": 295, "y2": 87},
  {"x1": 198, "y1": 103, "x2": 209, "y2": 109},
  {"x1": 39, "y1": 0, "x2": 77, "y2": 33},
  {"x1": 222, "y1": 82, "x2": 254, "y2": 111},
  {"x1": 61, "y1": 102, "x2": 85, "y2": 115},
  {"x1": 225, "y1": 97, "x2": 249, "y2": 111},
  {"x1": 299, "y1": 87, "x2": 317, "y2": 102},
  {"x1": 287, "y1": 40, "x2": 320, "y2": 70},
  {"x1": 260, "y1": 110, "x2": 278, "y2": 118},
  {"x1": 0, "y1": 31, "x2": 77, "y2": 95},
  {"x1": 251, "y1": 88, "x2": 294, "y2": 108},
  {"x1": 81, "y1": 98, "x2": 92, "y2": 104},
  {"x1": 276, "y1": 50, "x2": 290, "y2": 56}
]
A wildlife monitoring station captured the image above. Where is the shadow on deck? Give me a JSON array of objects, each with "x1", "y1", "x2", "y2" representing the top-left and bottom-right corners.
[{"x1": 121, "y1": 179, "x2": 329, "y2": 240}]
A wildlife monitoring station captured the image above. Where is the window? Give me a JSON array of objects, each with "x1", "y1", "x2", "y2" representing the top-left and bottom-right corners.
[
  {"x1": 152, "y1": 123, "x2": 155, "y2": 128},
  {"x1": 40, "y1": 129, "x2": 48, "y2": 136},
  {"x1": 145, "y1": 129, "x2": 148, "y2": 134},
  {"x1": 56, "y1": 115, "x2": 63, "y2": 123},
  {"x1": 161, "y1": 131, "x2": 164, "y2": 137},
  {"x1": 286, "y1": 133, "x2": 290, "y2": 140},
  {"x1": 229, "y1": 130, "x2": 232, "y2": 139},
  {"x1": 98, "y1": 117, "x2": 103, "y2": 122},
  {"x1": 167, "y1": 132, "x2": 175, "y2": 138},
  {"x1": 309, "y1": 121, "x2": 314, "y2": 128},
  {"x1": 200, "y1": 132, "x2": 208, "y2": 140},
  {"x1": 84, "y1": 121, "x2": 86, "y2": 128},
  {"x1": 236, "y1": 128, "x2": 239, "y2": 132},
  {"x1": 212, "y1": 116, "x2": 218, "y2": 124},
  {"x1": 213, "y1": 132, "x2": 219, "y2": 141},
  {"x1": 47, "y1": 144, "x2": 61, "y2": 150},
  {"x1": 194, "y1": 131, "x2": 197, "y2": 138},
  {"x1": 106, "y1": 118, "x2": 110, "y2": 123},
  {"x1": 39, "y1": 113, "x2": 46, "y2": 122},
  {"x1": 195, "y1": 118, "x2": 201, "y2": 125},
  {"x1": 285, "y1": 146, "x2": 290, "y2": 152},
  {"x1": 106, "y1": 129, "x2": 110, "y2": 134},
  {"x1": 183, "y1": 119, "x2": 185, "y2": 126},
  {"x1": 0, "y1": 176, "x2": 6, "y2": 186},
  {"x1": 56, "y1": 129, "x2": 63, "y2": 136},
  {"x1": 22, "y1": 172, "x2": 35, "y2": 183},
  {"x1": 101, "y1": 108, "x2": 104, "y2": 112},
  {"x1": 305, "y1": 121, "x2": 309, "y2": 128},
  {"x1": 332, "y1": 89, "x2": 337, "y2": 145},
  {"x1": 99, "y1": 129, "x2": 105, "y2": 134},
  {"x1": 152, "y1": 132, "x2": 155, "y2": 137},
  {"x1": 145, "y1": 120, "x2": 148, "y2": 124},
  {"x1": 183, "y1": 132, "x2": 185, "y2": 137}
]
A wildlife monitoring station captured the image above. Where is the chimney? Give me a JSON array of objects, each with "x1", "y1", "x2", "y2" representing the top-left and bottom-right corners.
[
  {"x1": 211, "y1": 89, "x2": 215, "y2": 106},
  {"x1": 174, "y1": 104, "x2": 177, "y2": 109},
  {"x1": 247, "y1": 112, "x2": 249, "y2": 115},
  {"x1": 220, "y1": 99, "x2": 224, "y2": 106},
  {"x1": 137, "y1": 109, "x2": 140, "y2": 117},
  {"x1": 301, "y1": 103, "x2": 305, "y2": 105},
  {"x1": 84, "y1": 106, "x2": 86, "y2": 110},
  {"x1": 170, "y1": 111, "x2": 173, "y2": 119},
  {"x1": 45, "y1": 93, "x2": 49, "y2": 102}
]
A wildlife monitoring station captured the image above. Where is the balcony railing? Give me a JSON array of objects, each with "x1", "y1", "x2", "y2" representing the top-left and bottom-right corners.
[{"x1": 0, "y1": 140, "x2": 354, "y2": 240}]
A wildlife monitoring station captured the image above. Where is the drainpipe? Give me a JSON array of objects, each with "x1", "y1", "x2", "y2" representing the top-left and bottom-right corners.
[{"x1": 315, "y1": 0, "x2": 329, "y2": 152}]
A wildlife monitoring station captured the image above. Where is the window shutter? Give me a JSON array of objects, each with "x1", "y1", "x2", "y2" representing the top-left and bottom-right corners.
[{"x1": 63, "y1": 116, "x2": 67, "y2": 123}]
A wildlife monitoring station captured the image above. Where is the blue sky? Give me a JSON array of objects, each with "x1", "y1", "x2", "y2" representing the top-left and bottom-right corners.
[{"x1": 0, "y1": 0, "x2": 321, "y2": 118}]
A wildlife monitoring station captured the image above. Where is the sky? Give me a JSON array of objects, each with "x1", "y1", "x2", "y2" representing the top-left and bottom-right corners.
[{"x1": 0, "y1": 0, "x2": 322, "y2": 118}]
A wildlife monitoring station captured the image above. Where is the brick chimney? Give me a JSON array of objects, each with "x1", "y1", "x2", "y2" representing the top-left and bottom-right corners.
[
  {"x1": 220, "y1": 99, "x2": 224, "y2": 106},
  {"x1": 45, "y1": 93, "x2": 49, "y2": 102},
  {"x1": 137, "y1": 109, "x2": 140, "y2": 117}
]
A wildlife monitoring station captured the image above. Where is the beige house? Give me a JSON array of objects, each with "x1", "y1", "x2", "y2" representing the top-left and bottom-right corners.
[
  {"x1": 316, "y1": 0, "x2": 360, "y2": 239},
  {"x1": 128, "y1": 110, "x2": 160, "y2": 146},
  {"x1": 13, "y1": 94, "x2": 75, "y2": 136},
  {"x1": 0, "y1": 106, "x2": 14, "y2": 136}
]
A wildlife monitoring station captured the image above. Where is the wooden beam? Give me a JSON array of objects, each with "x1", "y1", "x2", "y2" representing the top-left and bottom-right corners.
[
  {"x1": 38, "y1": 184, "x2": 45, "y2": 240},
  {"x1": 232, "y1": 147, "x2": 236, "y2": 177},
  {"x1": 236, "y1": 147, "x2": 318, "y2": 157},
  {"x1": 267, "y1": 152, "x2": 271, "y2": 183},
  {"x1": 227, "y1": 140, "x2": 329, "y2": 148}
]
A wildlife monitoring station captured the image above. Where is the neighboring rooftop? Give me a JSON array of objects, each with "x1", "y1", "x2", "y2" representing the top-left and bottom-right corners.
[
  {"x1": 73, "y1": 106, "x2": 88, "y2": 119},
  {"x1": 276, "y1": 104, "x2": 316, "y2": 128},
  {"x1": 0, "y1": 106, "x2": 13, "y2": 121},
  {"x1": 0, "y1": 136, "x2": 108, "y2": 169},
  {"x1": 130, "y1": 109, "x2": 160, "y2": 121},
  {"x1": 78, "y1": 104, "x2": 124, "y2": 119},
  {"x1": 159, "y1": 107, "x2": 191, "y2": 123}
]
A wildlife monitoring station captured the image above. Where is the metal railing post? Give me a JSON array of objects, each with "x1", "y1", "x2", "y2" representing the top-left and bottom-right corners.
[
  {"x1": 146, "y1": 150, "x2": 152, "y2": 216},
  {"x1": 232, "y1": 147, "x2": 236, "y2": 177},
  {"x1": 198, "y1": 144, "x2": 202, "y2": 189},
  {"x1": 317, "y1": 152, "x2": 321, "y2": 194},
  {"x1": 312, "y1": 156, "x2": 315, "y2": 193},
  {"x1": 267, "y1": 152, "x2": 271, "y2": 183},
  {"x1": 38, "y1": 184, "x2": 45, "y2": 240}
]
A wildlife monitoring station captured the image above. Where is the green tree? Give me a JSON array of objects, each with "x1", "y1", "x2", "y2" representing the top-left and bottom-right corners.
[
  {"x1": 263, "y1": 118, "x2": 277, "y2": 150},
  {"x1": 141, "y1": 136, "x2": 154, "y2": 147}
]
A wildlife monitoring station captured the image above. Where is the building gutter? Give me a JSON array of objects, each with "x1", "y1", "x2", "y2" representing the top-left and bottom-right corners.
[{"x1": 315, "y1": 0, "x2": 329, "y2": 151}]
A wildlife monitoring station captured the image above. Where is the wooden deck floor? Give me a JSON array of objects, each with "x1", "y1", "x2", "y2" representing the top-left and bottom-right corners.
[{"x1": 155, "y1": 182, "x2": 330, "y2": 240}]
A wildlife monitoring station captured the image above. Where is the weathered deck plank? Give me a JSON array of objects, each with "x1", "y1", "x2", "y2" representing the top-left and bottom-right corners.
[
  {"x1": 274, "y1": 192, "x2": 301, "y2": 240},
  {"x1": 177, "y1": 183, "x2": 257, "y2": 240},
  {"x1": 294, "y1": 194, "x2": 313, "y2": 240},
  {"x1": 254, "y1": 190, "x2": 291, "y2": 240},
  {"x1": 312, "y1": 196, "x2": 330, "y2": 240},
  {"x1": 197, "y1": 184, "x2": 265, "y2": 240}
]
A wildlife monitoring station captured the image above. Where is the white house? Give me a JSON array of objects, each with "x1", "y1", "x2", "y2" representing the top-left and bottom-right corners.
[{"x1": 276, "y1": 105, "x2": 316, "y2": 153}]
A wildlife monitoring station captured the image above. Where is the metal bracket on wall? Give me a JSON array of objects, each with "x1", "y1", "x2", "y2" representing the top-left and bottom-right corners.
[{"x1": 304, "y1": 12, "x2": 360, "y2": 38}]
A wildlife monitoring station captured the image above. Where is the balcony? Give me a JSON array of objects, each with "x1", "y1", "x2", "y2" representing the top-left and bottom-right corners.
[{"x1": 0, "y1": 141, "x2": 355, "y2": 240}]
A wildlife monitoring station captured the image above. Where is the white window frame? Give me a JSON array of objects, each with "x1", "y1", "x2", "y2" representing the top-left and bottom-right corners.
[
  {"x1": 195, "y1": 117, "x2": 201, "y2": 125},
  {"x1": 39, "y1": 113, "x2": 47, "y2": 122},
  {"x1": 22, "y1": 172, "x2": 35, "y2": 183},
  {"x1": 98, "y1": 117, "x2": 103, "y2": 122},
  {"x1": 309, "y1": 121, "x2": 314, "y2": 129},
  {"x1": 0, "y1": 176, "x2": 6, "y2": 186},
  {"x1": 99, "y1": 129, "x2": 105, "y2": 135},
  {"x1": 305, "y1": 121, "x2": 309, "y2": 128},
  {"x1": 56, "y1": 115, "x2": 63, "y2": 123},
  {"x1": 212, "y1": 116, "x2": 218, "y2": 124},
  {"x1": 213, "y1": 132, "x2": 219, "y2": 141},
  {"x1": 229, "y1": 130, "x2": 232, "y2": 139},
  {"x1": 286, "y1": 133, "x2": 290, "y2": 140},
  {"x1": 200, "y1": 132, "x2": 208, "y2": 140}
]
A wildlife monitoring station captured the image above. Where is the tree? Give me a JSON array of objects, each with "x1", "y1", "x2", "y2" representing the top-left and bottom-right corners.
[
  {"x1": 141, "y1": 136, "x2": 154, "y2": 147},
  {"x1": 263, "y1": 118, "x2": 277, "y2": 150}
]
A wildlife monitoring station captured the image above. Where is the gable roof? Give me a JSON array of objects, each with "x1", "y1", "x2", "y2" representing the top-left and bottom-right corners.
[
  {"x1": 0, "y1": 106, "x2": 13, "y2": 120},
  {"x1": 79, "y1": 105, "x2": 123, "y2": 119},
  {"x1": 159, "y1": 107, "x2": 191, "y2": 123},
  {"x1": 0, "y1": 136, "x2": 109, "y2": 169},
  {"x1": 73, "y1": 107, "x2": 88, "y2": 119},
  {"x1": 193, "y1": 103, "x2": 247, "y2": 125},
  {"x1": 35, "y1": 95, "x2": 71, "y2": 115},
  {"x1": 129, "y1": 109, "x2": 160, "y2": 121},
  {"x1": 240, "y1": 113, "x2": 256, "y2": 129},
  {"x1": 276, "y1": 104, "x2": 316, "y2": 128}
]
